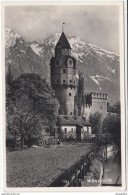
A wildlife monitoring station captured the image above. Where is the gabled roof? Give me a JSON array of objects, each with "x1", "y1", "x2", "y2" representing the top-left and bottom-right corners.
[
  {"x1": 57, "y1": 115, "x2": 91, "y2": 126},
  {"x1": 55, "y1": 32, "x2": 71, "y2": 49}
]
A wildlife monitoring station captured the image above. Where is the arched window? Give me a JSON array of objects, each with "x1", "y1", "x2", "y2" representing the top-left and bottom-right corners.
[
  {"x1": 69, "y1": 60, "x2": 72, "y2": 65},
  {"x1": 63, "y1": 69, "x2": 66, "y2": 73}
]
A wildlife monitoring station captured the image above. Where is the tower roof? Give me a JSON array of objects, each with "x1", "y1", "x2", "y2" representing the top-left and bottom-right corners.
[{"x1": 55, "y1": 32, "x2": 71, "y2": 49}]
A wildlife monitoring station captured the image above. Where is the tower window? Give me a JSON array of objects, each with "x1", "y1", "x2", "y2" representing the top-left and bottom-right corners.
[
  {"x1": 69, "y1": 93, "x2": 71, "y2": 96},
  {"x1": 63, "y1": 69, "x2": 66, "y2": 73},
  {"x1": 71, "y1": 112, "x2": 72, "y2": 115},
  {"x1": 63, "y1": 80, "x2": 66, "y2": 83},
  {"x1": 69, "y1": 60, "x2": 72, "y2": 65},
  {"x1": 70, "y1": 80, "x2": 72, "y2": 83}
]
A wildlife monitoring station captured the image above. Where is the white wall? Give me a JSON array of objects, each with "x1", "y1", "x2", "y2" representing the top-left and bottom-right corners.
[
  {"x1": 61, "y1": 125, "x2": 76, "y2": 138},
  {"x1": 61, "y1": 125, "x2": 91, "y2": 139},
  {"x1": 83, "y1": 126, "x2": 91, "y2": 134}
]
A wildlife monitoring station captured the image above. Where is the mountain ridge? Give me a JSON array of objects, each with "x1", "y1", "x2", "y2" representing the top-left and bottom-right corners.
[{"x1": 5, "y1": 28, "x2": 120, "y2": 104}]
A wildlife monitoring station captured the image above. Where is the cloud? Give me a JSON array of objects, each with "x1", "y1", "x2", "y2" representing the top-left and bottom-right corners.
[{"x1": 5, "y1": 5, "x2": 119, "y2": 53}]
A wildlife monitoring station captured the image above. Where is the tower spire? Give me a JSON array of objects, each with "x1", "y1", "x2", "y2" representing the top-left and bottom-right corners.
[{"x1": 62, "y1": 22, "x2": 65, "y2": 32}]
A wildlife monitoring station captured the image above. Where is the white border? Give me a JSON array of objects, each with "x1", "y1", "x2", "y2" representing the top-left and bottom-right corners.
[{"x1": 1, "y1": 0, "x2": 127, "y2": 193}]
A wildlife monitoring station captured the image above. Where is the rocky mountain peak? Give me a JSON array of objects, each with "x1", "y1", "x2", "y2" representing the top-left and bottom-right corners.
[
  {"x1": 5, "y1": 28, "x2": 22, "y2": 48},
  {"x1": 5, "y1": 28, "x2": 120, "y2": 103}
]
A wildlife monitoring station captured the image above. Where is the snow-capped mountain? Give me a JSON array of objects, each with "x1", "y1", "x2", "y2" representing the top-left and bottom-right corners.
[
  {"x1": 27, "y1": 33, "x2": 120, "y2": 103},
  {"x1": 5, "y1": 29, "x2": 49, "y2": 81},
  {"x1": 5, "y1": 28, "x2": 21, "y2": 48},
  {"x1": 5, "y1": 29, "x2": 120, "y2": 103}
]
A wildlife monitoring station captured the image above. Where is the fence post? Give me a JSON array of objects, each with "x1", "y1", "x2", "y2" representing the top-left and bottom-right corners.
[
  {"x1": 79, "y1": 165, "x2": 83, "y2": 179},
  {"x1": 83, "y1": 162, "x2": 86, "y2": 178},
  {"x1": 70, "y1": 175, "x2": 75, "y2": 187},
  {"x1": 62, "y1": 180, "x2": 70, "y2": 187}
]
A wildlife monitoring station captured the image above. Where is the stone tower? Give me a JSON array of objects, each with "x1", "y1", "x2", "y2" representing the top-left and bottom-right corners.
[
  {"x1": 50, "y1": 32, "x2": 76, "y2": 115},
  {"x1": 84, "y1": 93, "x2": 108, "y2": 119}
]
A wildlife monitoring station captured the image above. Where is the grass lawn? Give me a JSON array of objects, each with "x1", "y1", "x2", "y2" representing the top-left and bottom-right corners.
[{"x1": 6, "y1": 144, "x2": 91, "y2": 187}]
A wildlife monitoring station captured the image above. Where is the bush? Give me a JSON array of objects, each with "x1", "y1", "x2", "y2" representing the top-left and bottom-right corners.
[{"x1": 89, "y1": 112, "x2": 102, "y2": 134}]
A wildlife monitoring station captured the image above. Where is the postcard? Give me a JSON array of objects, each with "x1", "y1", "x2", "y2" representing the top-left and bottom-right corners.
[{"x1": 1, "y1": 0, "x2": 126, "y2": 193}]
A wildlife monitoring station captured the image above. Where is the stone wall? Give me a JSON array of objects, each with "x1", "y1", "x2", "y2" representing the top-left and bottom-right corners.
[
  {"x1": 55, "y1": 86, "x2": 76, "y2": 115},
  {"x1": 84, "y1": 93, "x2": 108, "y2": 119}
]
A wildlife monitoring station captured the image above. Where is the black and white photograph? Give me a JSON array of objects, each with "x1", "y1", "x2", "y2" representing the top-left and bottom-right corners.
[{"x1": 1, "y1": 1, "x2": 126, "y2": 192}]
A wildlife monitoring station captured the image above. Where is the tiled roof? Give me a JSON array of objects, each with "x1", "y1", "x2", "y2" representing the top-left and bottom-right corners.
[
  {"x1": 55, "y1": 32, "x2": 71, "y2": 49},
  {"x1": 57, "y1": 115, "x2": 91, "y2": 126}
]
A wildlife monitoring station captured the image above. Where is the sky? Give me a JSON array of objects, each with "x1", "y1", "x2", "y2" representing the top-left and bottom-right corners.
[{"x1": 5, "y1": 5, "x2": 120, "y2": 53}]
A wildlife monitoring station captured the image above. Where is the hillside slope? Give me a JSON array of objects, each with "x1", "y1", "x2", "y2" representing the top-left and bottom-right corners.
[{"x1": 5, "y1": 29, "x2": 120, "y2": 103}]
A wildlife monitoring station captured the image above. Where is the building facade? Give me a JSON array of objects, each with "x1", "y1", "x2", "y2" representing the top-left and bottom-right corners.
[
  {"x1": 57, "y1": 115, "x2": 91, "y2": 140},
  {"x1": 84, "y1": 92, "x2": 108, "y2": 119},
  {"x1": 50, "y1": 32, "x2": 76, "y2": 115}
]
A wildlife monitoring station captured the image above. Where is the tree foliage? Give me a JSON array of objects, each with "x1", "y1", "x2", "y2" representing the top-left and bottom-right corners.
[
  {"x1": 89, "y1": 112, "x2": 102, "y2": 134},
  {"x1": 6, "y1": 73, "x2": 59, "y2": 148},
  {"x1": 102, "y1": 114, "x2": 121, "y2": 147},
  {"x1": 107, "y1": 101, "x2": 120, "y2": 114},
  {"x1": 113, "y1": 101, "x2": 120, "y2": 114}
]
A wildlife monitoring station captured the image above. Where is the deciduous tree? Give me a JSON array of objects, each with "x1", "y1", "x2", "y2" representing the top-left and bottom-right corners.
[
  {"x1": 102, "y1": 114, "x2": 121, "y2": 147},
  {"x1": 6, "y1": 73, "x2": 59, "y2": 148},
  {"x1": 89, "y1": 112, "x2": 102, "y2": 134}
]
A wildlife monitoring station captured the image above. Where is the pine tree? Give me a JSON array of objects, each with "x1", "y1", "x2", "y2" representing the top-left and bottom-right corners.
[{"x1": 76, "y1": 72, "x2": 85, "y2": 116}]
